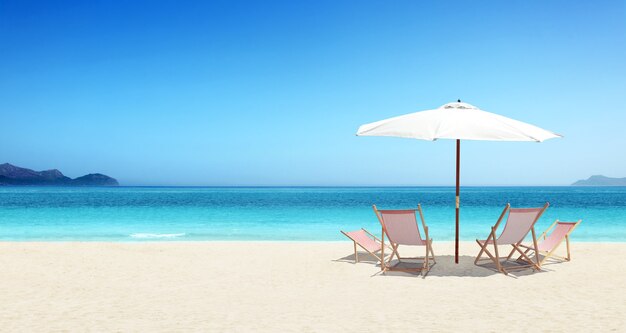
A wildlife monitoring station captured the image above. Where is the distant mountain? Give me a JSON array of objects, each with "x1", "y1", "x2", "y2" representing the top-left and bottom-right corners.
[
  {"x1": 71, "y1": 173, "x2": 119, "y2": 186},
  {"x1": 572, "y1": 175, "x2": 626, "y2": 186},
  {"x1": 0, "y1": 163, "x2": 119, "y2": 186}
]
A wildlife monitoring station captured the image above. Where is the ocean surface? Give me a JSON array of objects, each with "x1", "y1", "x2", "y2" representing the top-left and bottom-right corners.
[{"x1": 0, "y1": 187, "x2": 625, "y2": 242}]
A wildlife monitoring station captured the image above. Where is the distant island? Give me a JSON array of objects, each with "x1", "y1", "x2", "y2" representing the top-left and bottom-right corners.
[
  {"x1": 572, "y1": 175, "x2": 626, "y2": 186},
  {"x1": 0, "y1": 163, "x2": 118, "y2": 186}
]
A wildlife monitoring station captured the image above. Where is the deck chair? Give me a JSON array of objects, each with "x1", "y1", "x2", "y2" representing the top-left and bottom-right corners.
[
  {"x1": 340, "y1": 228, "x2": 391, "y2": 263},
  {"x1": 475, "y1": 203, "x2": 549, "y2": 275},
  {"x1": 517, "y1": 219, "x2": 582, "y2": 265},
  {"x1": 373, "y1": 204, "x2": 435, "y2": 276}
]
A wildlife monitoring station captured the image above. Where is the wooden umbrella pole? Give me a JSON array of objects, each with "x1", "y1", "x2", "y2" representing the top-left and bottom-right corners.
[{"x1": 455, "y1": 139, "x2": 460, "y2": 264}]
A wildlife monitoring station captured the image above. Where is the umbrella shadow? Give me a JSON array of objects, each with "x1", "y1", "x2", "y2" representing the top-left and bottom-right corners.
[
  {"x1": 428, "y1": 255, "x2": 547, "y2": 278},
  {"x1": 333, "y1": 251, "x2": 549, "y2": 278}
]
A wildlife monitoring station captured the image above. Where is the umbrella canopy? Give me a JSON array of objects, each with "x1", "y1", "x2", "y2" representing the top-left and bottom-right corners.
[
  {"x1": 357, "y1": 101, "x2": 561, "y2": 142},
  {"x1": 356, "y1": 101, "x2": 561, "y2": 263}
]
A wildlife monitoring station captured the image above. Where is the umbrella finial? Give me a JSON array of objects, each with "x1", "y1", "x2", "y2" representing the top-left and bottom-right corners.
[{"x1": 457, "y1": 99, "x2": 461, "y2": 103}]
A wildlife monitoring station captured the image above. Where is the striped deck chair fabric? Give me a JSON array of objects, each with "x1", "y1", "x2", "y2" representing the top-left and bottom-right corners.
[
  {"x1": 519, "y1": 220, "x2": 582, "y2": 265},
  {"x1": 341, "y1": 229, "x2": 389, "y2": 263},
  {"x1": 373, "y1": 204, "x2": 435, "y2": 276},
  {"x1": 475, "y1": 203, "x2": 549, "y2": 275}
]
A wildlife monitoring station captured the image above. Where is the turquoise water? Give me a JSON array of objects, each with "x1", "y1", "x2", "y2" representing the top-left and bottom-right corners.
[{"x1": 0, "y1": 187, "x2": 625, "y2": 242}]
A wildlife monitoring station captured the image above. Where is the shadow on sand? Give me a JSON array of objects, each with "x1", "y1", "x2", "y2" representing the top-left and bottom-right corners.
[{"x1": 334, "y1": 251, "x2": 553, "y2": 278}]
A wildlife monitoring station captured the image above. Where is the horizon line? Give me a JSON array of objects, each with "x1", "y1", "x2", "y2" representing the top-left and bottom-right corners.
[{"x1": 2, "y1": 184, "x2": 609, "y2": 188}]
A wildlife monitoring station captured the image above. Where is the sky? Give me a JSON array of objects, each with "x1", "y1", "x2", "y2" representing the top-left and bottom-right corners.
[{"x1": 1, "y1": 1, "x2": 625, "y2": 186}]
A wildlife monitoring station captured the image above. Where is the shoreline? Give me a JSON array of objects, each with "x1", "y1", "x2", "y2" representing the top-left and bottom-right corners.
[
  {"x1": 2, "y1": 239, "x2": 625, "y2": 243},
  {"x1": 4, "y1": 185, "x2": 626, "y2": 187}
]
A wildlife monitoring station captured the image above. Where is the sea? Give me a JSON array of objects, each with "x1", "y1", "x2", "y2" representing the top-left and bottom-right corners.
[{"x1": 0, "y1": 186, "x2": 624, "y2": 242}]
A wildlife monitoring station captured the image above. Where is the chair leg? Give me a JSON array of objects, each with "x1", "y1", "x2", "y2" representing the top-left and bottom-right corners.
[
  {"x1": 390, "y1": 244, "x2": 400, "y2": 263},
  {"x1": 476, "y1": 241, "x2": 497, "y2": 265},
  {"x1": 429, "y1": 239, "x2": 436, "y2": 263},
  {"x1": 381, "y1": 252, "x2": 389, "y2": 273},
  {"x1": 530, "y1": 228, "x2": 541, "y2": 269},
  {"x1": 475, "y1": 230, "x2": 496, "y2": 265},
  {"x1": 354, "y1": 242, "x2": 358, "y2": 263},
  {"x1": 481, "y1": 246, "x2": 507, "y2": 275},
  {"x1": 475, "y1": 240, "x2": 487, "y2": 264},
  {"x1": 505, "y1": 247, "x2": 517, "y2": 260},
  {"x1": 493, "y1": 243, "x2": 503, "y2": 273},
  {"x1": 512, "y1": 245, "x2": 540, "y2": 271},
  {"x1": 381, "y1": 243, "x2": 399, "y2": 273},
  {"x1": 422, "y1": 245, "x2": 429, "y2": 276},
  {"x1": 516, "y1": 248, "x2": 532, "y2": 262}
]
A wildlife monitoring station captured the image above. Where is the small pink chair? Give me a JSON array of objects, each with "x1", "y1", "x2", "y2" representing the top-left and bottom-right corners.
[
  {"x1": 341, "y1": 228, "x2": 390, "y2": 263},
  {"x1": 518, "y1": 219, "x2": 582, "y2": 265}
]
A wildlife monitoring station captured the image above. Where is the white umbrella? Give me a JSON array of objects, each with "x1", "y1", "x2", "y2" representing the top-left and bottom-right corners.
[{"x1": 356, "y1": 101, "x2": 562, "y2": 263}]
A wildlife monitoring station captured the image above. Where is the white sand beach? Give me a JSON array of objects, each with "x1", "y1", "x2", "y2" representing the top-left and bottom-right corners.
[{"x1": 1, "y1": 241, "x2": 624, "y2": 332}]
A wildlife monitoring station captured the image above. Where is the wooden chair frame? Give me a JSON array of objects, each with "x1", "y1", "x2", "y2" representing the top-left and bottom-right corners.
[
  {"x1": 340, "y1": 228, "x2": 392, "y2": 263},
  {"x1": 474, "y1": 203, "x2": 549, "y2": 275},
  {"x1": 373, "y1": 204, "x2": 436, "y2": 276},
  {"x1": 517, "y1": 219, "x2": 582, "y2": 265}
]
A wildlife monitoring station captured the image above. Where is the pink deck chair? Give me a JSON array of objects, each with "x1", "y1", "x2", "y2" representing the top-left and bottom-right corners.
[
  {"x1": 373, "y1": 204, "x2": 435, "y2": 276},
  {"x1": 518, "y1": 220, "x2": 582, "y2": 265},
  {"x1": 341, "y1": 228, "x2": 391, "y2": 263},
  {"x1": 475, "y1": 203, "x2": 549, "y2": 275}
]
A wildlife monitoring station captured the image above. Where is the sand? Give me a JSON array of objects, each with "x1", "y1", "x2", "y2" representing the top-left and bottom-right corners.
[{"x1": 0, "y1": 241, "x2": 624, "y2": 332}]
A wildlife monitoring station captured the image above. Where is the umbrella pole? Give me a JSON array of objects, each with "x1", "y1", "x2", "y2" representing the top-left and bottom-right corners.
[{"x1": 455, "y1": 139, "x2": 460, "y2": 264}]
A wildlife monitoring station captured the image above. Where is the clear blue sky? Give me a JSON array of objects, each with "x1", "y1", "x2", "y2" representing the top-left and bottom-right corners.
[{"x1": 1, "y1": 1, "x2": 625, "y2": 186}]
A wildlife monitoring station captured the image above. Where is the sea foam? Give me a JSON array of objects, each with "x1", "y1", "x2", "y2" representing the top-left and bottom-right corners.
[{"x1": 129, "y1": 233, "x2": 186, "y2": 239}]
